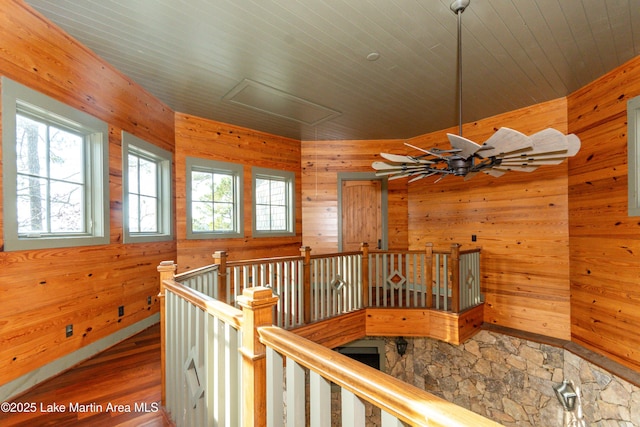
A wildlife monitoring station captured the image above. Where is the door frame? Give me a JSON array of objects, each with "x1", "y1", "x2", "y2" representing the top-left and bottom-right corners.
[{"x1": 337, "y1": 172, "x2": 388, "y2": 252}]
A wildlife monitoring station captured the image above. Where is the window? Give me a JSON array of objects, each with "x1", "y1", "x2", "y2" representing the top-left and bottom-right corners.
[
  {"x1": 252, "y1": 167, "x2": 295, "y2": 236},
  {"x1": 2, "y1": 77, "x2": 109, "y2": 251},
  {"x1": 122, "y1": 132, "x2": 173, "y2": 243},
  {"x1": 186, "y1": 157, "x2": 243, "y2": 239},
  {"x1": 628, "y1": 95, "x2": 640, "y2": 216}
]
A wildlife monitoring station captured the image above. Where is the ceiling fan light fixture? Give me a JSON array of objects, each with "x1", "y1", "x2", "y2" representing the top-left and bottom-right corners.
[
  {"x1": 372, "y1": 0, "x2": 580, "y2": 183},
  {"x1": 450, "y1": 0, "x2": 470, "y2": 14}
]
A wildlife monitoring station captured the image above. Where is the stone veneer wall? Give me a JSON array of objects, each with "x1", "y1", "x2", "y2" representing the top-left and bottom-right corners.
[{"x1": 381, "y1": 331, "x2": 640, "y2": 426}]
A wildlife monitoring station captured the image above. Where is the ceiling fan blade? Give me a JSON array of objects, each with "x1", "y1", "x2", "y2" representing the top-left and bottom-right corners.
[
  {"x1": 502, "y1": 152, "x2": 568, "y2": 161},
  {"x1": 566, "y1": 134, "x2": 581, "y2": 157},
  {"x1": 380, "y1": 152, "x2": 433, "y2": 164},
  {"x1": 372, "y1": 161, "x2": 400, "y2": 170},
  {"x1": 403, "y1": 142, "x2": 452, "y2": 159},
  {"x1": 446, "y1": 133, "x2": 483, "y2": 159},
  {"x1": 375, "y1": 168, "x2": 432, "y2": 177},
  {"x1": 408, "y1": 171, "x2": 438, "y2": 183},
  {"x1": 388, "y1": 172, "x2": 416, "y2": 180},
  {"x1": 524, "y1": 128, "x2": 569, "y2": 156},
  {"x1": 500, "y1": 158, "x2": 566, "y2": 166},
  {"x1": 464, "y1": 171, "x2": 480, "y2": 181},
  {"x1": 494, "y1": 165, "x2": 539, "y2": 173},
  {"x1": 372, "y1": 161, "x2": 433, "y2": 172},
  {"x1": 375, "y1": 170, "x2": 405, "y2": 177},
  {"x1": 483, "y1": 169, "x2": 506, "y2": 178},
  {"x1": 373, "y1": 161, "x2": 420, "y2": 171},
  {"x1": 479, "y1": 127, "x2": 532, "y2": 158},
  {"x1": 434, "y1": 173, "x2": 448, "y2": 183}
]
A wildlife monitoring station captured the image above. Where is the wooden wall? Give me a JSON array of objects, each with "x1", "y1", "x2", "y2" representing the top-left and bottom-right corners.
[
  {"x1": 4, "y1": 0, "x2": 640, "y2": 393},
  {"x1": 301, "y1": 100, "x2": 572, "y2": 340},
  {"x1": 0, "y1": 2, "x2": 176, "y2": 388},
  {"x1": 406, "y1": 99, "x2": 572, "y2": 340},
  {"x1": 568, "y1": 55, "x2": 640, "y2": 371},
  {"x1": 174, "y1": 113, "x2": 302, "y2": 270},
  {"x1": 301, "y1": 139, "x2": 409, "y2": 253}
]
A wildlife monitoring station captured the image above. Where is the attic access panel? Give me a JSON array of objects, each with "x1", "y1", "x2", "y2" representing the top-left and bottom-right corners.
[{"x1": 222, "y1": 78, "x2": 341, "y2": 126}]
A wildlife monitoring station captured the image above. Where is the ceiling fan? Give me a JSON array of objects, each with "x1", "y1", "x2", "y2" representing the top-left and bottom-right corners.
[{"x1": 372, "y1": 0, "x2": 580, "y2": 183}]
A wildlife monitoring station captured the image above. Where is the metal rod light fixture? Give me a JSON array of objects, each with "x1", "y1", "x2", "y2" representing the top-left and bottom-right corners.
[
  {"x1": 371, "y1": 0, "x2": 581, "y2": 183},
  {"x1": 451, "y1": 0, "x2": 469, "y2": 137}
]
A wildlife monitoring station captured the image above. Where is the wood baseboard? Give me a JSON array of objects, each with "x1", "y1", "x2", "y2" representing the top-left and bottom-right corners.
[{"x1": 0, "y1": 314, "x2": 160, "y2": 402}]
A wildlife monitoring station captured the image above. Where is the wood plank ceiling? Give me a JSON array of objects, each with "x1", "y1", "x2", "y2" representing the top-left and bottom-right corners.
[{"x1": 24, "y1": 0, "x2": 640, "y2": 141}]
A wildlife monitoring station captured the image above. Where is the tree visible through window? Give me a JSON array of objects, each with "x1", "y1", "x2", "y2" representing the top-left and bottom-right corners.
[
  {"x1": 252, "y1": 167, "x2": 295, "y2": 237},
  {"x1": 16, "y1": 113, "x2": 86, "y2": 235},
  {"x1": 2, "y1": 76, "x2": 109, "y2": 251},
  {"x1": 122, "y1": 131, "x2": 172, "y2": 243},
  {"x1": 128, "y1": 152, "x2": 158, "y2": 233},
  {"x1": 191, "y1": 170, "x2": 235, "y2": 232},
  {"x1": 186, "y1": 156, "x2": 243, "y2": 239},
  {"x1": 255, "y1": 177, "x2": 287, "y2": 231}
]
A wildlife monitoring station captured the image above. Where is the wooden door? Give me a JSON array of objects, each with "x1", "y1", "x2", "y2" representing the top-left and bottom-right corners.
[{"x1": 341, "y1": 179, "x2": 383, "y2": 251}]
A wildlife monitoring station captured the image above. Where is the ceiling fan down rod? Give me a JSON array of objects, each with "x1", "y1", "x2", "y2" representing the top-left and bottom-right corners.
[{"x1": 451, "y1": 0, "x2": 469, "y2": 137}]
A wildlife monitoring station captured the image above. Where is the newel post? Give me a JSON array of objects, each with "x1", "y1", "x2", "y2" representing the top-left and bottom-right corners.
[
  {"x1": 236, "y1": 287, "x2": 279, "y2": 427},
  {"x1": 425, "y1": 243, "x2": 434, "y2": 308},
  {"x1": 213, "y1": 251, "x2": 228, "y2": 303},
  {"x1": 360, "y1": 242, "x2": 369, "y2": 308},
  {"x1": 157, "y1": 260, "x2": 177, "y2": 407},
  {"x1": 300, "y1": 246, "x2": 312, "y2": 324},
  {"x1": 450, "y1": 243, "x2": 461, "y2": 313}
]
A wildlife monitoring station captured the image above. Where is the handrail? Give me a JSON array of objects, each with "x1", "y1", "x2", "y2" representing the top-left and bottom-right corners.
[
  {"x1": 163, "y1": 279, "x2": 243, "y2": 329},
  {"x1": 460, "y1": 247, "x2": 481, "y2": 255},
  {"x1": 369, "y1": 247, "x2": 480, "y2": 255},
  {"x1": 184, "y1": 246, "x2": 481, "y2": 275},
  {"x1": 309, "y1": 250, "x2": 363, "y2": 259},
  {"x1": 258, "y1": 326, "x2": 502, "y2": 427},
  {"x1": 225, "y1": 254, "x2": 304, "y2": 267},
  {"x1": 166, "y1": 242, "x2": 483, "y2": 325},
  {"x1": 173, "y1": 263, "x2": 219, "y2": 281}
]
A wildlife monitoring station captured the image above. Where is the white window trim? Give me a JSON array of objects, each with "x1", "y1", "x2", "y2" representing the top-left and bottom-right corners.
[
  {"x1": 186, "y1": 157, "x2": 244, "y2": 239},
  {"x1": 122, "y1": 131, "x2": 173, "y2": 243},
  {"x1": 2, "y1": 77, "x2": 109, "y2": 251},
  {"x1": 252, "y1": 166, "x2": 295, "y2": 237},
  {"x1": 628, "y1": 95, "x2": 640, "y2": 216}
]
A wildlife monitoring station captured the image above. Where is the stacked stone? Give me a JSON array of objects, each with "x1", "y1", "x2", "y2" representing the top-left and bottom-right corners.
[{"x1": 384, "y1": 331, "x2": 640, "y2": 427}]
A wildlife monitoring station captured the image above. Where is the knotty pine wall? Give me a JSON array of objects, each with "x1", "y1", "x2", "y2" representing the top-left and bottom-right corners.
[
  {"x1": 568, "y1": 55, "x2": 640, "y2": 371},
  {"x1": 302, "y1": 100, "x2": 572, "y2": 341},
  {"x1": 0, "y1": 2, "x2": 175, "y2": 389},
  {"x1": 3, "y1": 0, "x2": 640, "y2": 395},
  {"x1": 174, "y1": 113, "x2": 302, "y2": 270},
  {"x1": 301, "y1": 139, "x2": 409, "y2": 253}
]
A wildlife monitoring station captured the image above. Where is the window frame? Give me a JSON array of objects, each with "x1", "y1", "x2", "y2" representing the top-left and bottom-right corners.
[
  {"x1": 2, "y1": 77, "x2": 109, "y2": 251},
  {"x1": 252, "y1": 166, "x2": 295, "y2": 237},
  {"x1": 186, "y1": 157, "x2": 244, "y2": 239},
  {"x1": 628, "y1": 94, "x2": 640, "y2": 216},
  {"x1": 122, "y1": 131, "x2": 173, "y2": 243}
]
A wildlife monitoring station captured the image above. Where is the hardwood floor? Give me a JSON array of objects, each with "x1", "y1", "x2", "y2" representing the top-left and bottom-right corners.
[{"x1": 0, "y1": 324, "x2": 173, "y2": 426}]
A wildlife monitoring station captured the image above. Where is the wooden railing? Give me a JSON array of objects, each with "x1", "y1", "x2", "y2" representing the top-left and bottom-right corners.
[
  {"x1": 157, "y1": 265, "x2": 502, "y2": 426},
  {"x1": 173, "y1": 243, "x2": 482, "y2": 329},
  {"x1": 308, "y1": 250, "x2": 364, "y2": 322},
  {"x1": 260, "y1": 325, "x2": 501, "y2": 427},
  {"x1": 158, "y1": 261, "x2": 244, "y2": 425},
  {"x1": 212, "y1": 250, "x2": 306, "y2": 328}
]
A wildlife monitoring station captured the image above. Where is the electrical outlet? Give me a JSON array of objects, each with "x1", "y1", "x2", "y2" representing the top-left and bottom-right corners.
[
  {"x1": 471, "y1": 234, "x2": 477, "y2": 242},
  {"x1": 147, "y1": 296, "x2": 152, "y2": 305},
  {"x1": 65, "y1": 324, "x2": 73, "y2": 338},
  {"x1": 118, "y1": 305, "x2": 124, "y2": 317}
]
